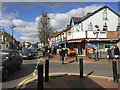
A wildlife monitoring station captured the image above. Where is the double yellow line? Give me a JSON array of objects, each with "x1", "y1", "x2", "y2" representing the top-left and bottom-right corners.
[
  {"x1": 16, "y1": 72, "x2": 114, "y2": 89},
  {"x1": 16, "y1": 75, "x2": 37, "y2": 89}
]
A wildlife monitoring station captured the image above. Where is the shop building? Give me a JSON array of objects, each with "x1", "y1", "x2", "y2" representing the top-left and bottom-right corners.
[
  {"x1": 50, "y1": 5, "x2": 120, "y2": 58},
  {"x1": 68, "y1": 5, "x2": 119, "y2": 57}
]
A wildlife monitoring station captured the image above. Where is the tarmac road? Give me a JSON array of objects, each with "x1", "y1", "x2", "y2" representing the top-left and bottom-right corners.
[
  {"x1": 2, "y1": 57, "x2": 39, "y2": 89},
  {"x1": 1, "y1": 56, "x2": 115, "y2": 89}
]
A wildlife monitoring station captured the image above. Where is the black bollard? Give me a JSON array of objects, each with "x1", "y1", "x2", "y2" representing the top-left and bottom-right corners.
[
  {"x1": 45, "y1": 59, "x2": 49, "y2": 82},
  {"x1": 38, "y1": 64, "x2": 43, "y2": 90},
  {"x1": 76, "y1": 54, "x2": 78, "y2": 61},
  {"x1": 112, "y1": 60, "x2": 118, "y2": 83},
  {"x1": 79, "y1": 58, "x2": 83, "y2": 78}
]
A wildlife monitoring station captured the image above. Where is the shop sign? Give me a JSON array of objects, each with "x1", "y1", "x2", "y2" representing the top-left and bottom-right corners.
[
  {"x1": 89, "y1": 48, "x2": 93, "y2": 53},
  {"x1": 92, "y1": 31, "x2": 106, "y2": 38}
]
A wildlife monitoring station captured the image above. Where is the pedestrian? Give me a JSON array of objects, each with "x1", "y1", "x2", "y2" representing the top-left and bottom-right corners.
[
  {"x1": 47, "y1": 49, "x2": 50, "y2": 59},
  {"x1": 49, "y1": 47, "x2": 51, "y2": 53},
  {"x1": 111, "y1": 46, "x2": 114, "y2": 60},
  {"x1": 51, "y1": 47, "x2": 54, "y2": 55},
  {"x1": 107, "y1": 47, "x2": 111, "y2": 60},
  {"x1": 114, "y1": 46, "x2": 119, "y2": 59},
  {"x1": 61, "y1": 48, "x2": 65, "y2": 64},
  {"x1": 65, "y1": 48, "x2": 68, "y2": 59},
  {"x1": 54, "y1": 47, "x2": 57, "y2": 55},
  {"x1": 42, "y1": 48, "x2": 45, "y2": 58},
  {"x1": 59, "y1": 49, "x2": 62, "y2": 61}
]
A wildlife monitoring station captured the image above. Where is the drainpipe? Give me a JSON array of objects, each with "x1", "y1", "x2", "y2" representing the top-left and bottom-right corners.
[{"x1": 85, "y1": 31, "x2": 88, "y2": 57}]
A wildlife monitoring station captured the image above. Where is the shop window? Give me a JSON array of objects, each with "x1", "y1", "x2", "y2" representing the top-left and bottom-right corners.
[
  {"x1": 103, "y1": 8, "x2": 107, "y2": 20},
  {"x1": 103, "y1": 23, "x2": 108, "y2": 31},
  {"x1": 105, "y1": 45, "x2": 110, "y2": 48},
  {"x1": 88, "y1": 22, "x2": 93, "y2": 31}
]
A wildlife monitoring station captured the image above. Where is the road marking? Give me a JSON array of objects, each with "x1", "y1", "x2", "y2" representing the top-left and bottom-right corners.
[
  {"x1": 17, "y1": 72, "x2": 114, "y2": 89},
  {"x1": 16, "y1": 75, "x2": 36, "y2": 89},
  {"x1": 21, "y1": 76, "x2": 37, "y2": 89}
]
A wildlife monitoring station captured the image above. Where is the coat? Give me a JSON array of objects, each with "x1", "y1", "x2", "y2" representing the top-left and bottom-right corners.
[
  {"x1": 107, "y1": 49, "x2": 111, "y2": 56},
  {"x1": 61, "y1": 50, "x2": 65, "y2": 57},
  {"x1": 114, "y1": 47, "x2": 119, "y2": 55}
]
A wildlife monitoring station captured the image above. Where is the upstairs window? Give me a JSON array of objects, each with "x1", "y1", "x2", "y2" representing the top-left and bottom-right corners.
[
  {"x1": 88, "y1": 22, "x2": 93, "y2": 31},
  {"x1": 103, "y1": 23, "x2": 108, "y2": 31},
  {"x1": 103, "y1": 8, "x2": 107, "y2": 20},
  {"x1": 68, "y1": 32, "x2": 71, "y2": 36}
]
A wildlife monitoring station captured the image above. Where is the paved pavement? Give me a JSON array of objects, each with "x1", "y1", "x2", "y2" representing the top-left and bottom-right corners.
[{"x1": 24, "y1": 74, "x2": 119, "y2": 89}]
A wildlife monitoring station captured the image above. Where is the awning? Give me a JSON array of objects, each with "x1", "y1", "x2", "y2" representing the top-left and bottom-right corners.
[
  {"x1": 87, "y1": 38, "x2": 118, "y2": 41},
  {"x1": 68, "y1": 40, "x2": 82, "y2": 43}
]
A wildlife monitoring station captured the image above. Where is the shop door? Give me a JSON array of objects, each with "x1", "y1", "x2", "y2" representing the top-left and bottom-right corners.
[{"x1": 78, "y1": 45, "x2": 82, "y2": 55}]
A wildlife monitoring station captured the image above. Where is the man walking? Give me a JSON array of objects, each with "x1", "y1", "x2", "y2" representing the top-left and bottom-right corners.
[
  {"x1": 59, "y1": 49, "x2": 62, "y2": 61},
  {"x1": 61, "y1": 48, "x2": 65, "y2": 64},
  {"x1": 65, "y1": 48, "x2": 68, "y2": 59},
  {"x1": 114, "y1": 46, "x2": 119, "y2": 59},
  {"x1": 111, "y1": 46, "x2": 114, "y2": 60},
  {"x1": 107, "y1": 47, "x2": 111, "y2": 60}
]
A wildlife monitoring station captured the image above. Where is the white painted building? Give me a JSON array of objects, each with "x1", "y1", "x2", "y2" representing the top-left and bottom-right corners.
[{"x1": 68, "y1": 5, "x2": 120, "y2": 57}]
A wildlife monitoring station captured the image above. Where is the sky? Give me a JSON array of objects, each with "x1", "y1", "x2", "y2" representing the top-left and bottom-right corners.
[{"x1": 0, "y1": 2, "x2": 119, "y2": 44}]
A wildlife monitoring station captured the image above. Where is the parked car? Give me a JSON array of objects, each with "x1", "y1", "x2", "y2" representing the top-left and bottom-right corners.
[
  {"x1": 21, "y1": 48, "x2": 34, "y2": 59},
  {"x1": 1, "y1": 50, "x2": 22, "y2": 81}
]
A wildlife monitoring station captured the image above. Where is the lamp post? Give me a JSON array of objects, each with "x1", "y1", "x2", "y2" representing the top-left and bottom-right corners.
[
  {"x1": 18, "y1": 35, "x2": 22, "y2": 50},
  {"x1": 10, "y1": 24, "x2": 15, "y2": 50}
]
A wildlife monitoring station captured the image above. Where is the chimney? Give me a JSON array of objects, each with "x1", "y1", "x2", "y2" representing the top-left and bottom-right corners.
[{"x1": 67, "y1": 24, "x2": 70, "y2": 28}]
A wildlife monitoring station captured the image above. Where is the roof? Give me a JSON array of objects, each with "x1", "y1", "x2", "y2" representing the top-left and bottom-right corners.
[
  {"x1": 70, "y1": 5, "x2": 120, "y2": 26},
  {"x1": 51, "y1": 25, "x2": 71, "y2": 37},
  {"x1": 77, "y1": 5, "x2": 120, "y2": 24},
  {"x1": 61, "y1": 25, "x2": 71, "y2": 33},
  {"x1": 71, "y1": 17, "x2": 82, "y2": 23}
]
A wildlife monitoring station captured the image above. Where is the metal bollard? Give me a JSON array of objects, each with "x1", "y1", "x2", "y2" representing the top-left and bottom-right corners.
[
  {"x1": 45, "y1": 59, "x2": 49, "y2": 82},
  {"x1": 79, "y1": 58, "x2": 83, "y2": 78},
  {"x1": 112, "y1": 60, "x2": 118, "y2": 83},
  {"x1": 76, "y1": 54, "x2": 78, "y2": 61},
  {"x1": 38, "y1": 64, "x2": 43, "y2": 90}
]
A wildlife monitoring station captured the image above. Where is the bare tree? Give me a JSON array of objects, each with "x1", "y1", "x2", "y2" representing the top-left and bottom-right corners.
[{"x1": 37, "y1": 12, "x2": 52, "y2": 46}]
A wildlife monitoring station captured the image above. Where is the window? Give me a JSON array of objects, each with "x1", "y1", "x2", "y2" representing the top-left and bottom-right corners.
[
  {"x1": 103, "y1": 23, "x2": 108, "y2": 31},
  {"x1": 6, "y1": 44, "x2": 8, "y2": 48},
  {"x1": 103, "y1": 8, "x2": 107, "y2": 20},
  {"x1": 88, "y1": 22, "x2": 93, "y2": 31},
  {"x1": 68, "y1": 32, "x2": 71, "y2": 36},
  {"x1": 0, "y1": 45, "x2": 1, "y2": 50}
]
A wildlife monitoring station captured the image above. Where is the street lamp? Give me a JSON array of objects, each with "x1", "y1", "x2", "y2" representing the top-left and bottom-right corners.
[
  {"x1": 18, "y1": 35, "x2": 22, "y2": 50},
  {"x1": 10, "y1": 24, "x2": 15, "y2": 50}
]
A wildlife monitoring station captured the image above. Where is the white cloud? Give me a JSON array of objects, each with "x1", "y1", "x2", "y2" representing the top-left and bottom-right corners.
[
  {"x1": 1, "y1": 4, "x2": 103, "y2": 43},
  {"x1": 46, "y1": 4, "x2": 103, "y2": 31}
]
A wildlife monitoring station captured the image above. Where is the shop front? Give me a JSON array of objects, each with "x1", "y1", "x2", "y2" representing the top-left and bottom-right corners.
[
  {"x1": 67, "y1": 39, "x2": 85, "y2": 56},
  {"x1": 87, "y1": 41, "x2": 117, "y2": 59}
]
